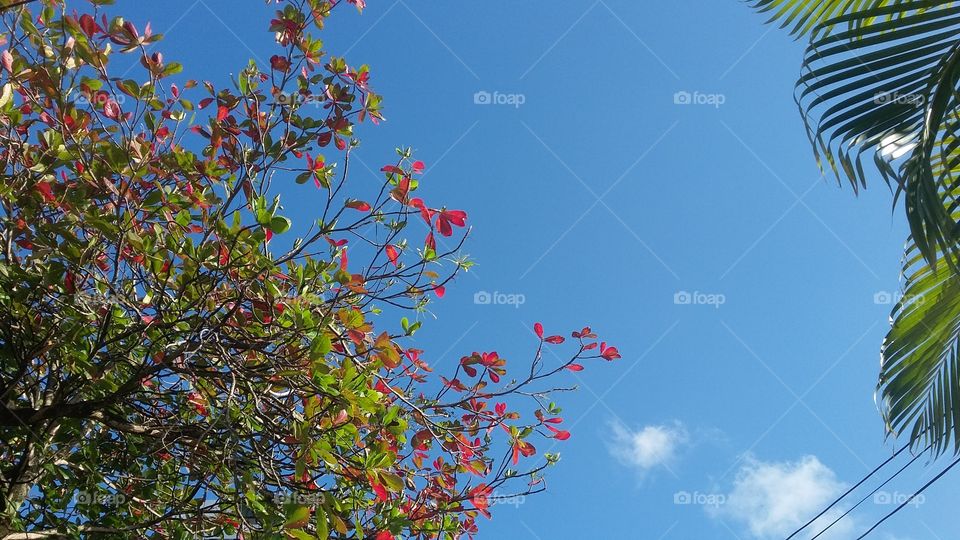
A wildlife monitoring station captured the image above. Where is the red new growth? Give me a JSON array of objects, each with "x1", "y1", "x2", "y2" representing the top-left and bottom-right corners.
[
  {"x1": 385, "y1": 245, "x2": 400, "y2": 267},
  {"x1": 345, "y1": 200, "x2": 372, "y2": 212},
  {"x1": 600, "y1": 342, "x2": 622, "y2": 361},
  {"x1": 436, "y1": 209, "x2": 467, "y2": 237}
]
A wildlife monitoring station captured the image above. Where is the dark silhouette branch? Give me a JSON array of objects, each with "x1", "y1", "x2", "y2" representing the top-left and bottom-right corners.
[{"x1": 0, "y1": 0, "x2": 37, "y2": 12}]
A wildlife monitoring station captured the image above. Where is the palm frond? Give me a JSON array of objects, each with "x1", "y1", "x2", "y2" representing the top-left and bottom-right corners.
[
  {"x1": 755, "y1": 0, "x2": 960, "y2": 454},
  {"x1": 751, "y1": 0, "x2": 924, "y2": 38},
  {"x1": 794, "y1": 1, "x2": 960, "y2": 265},
  {"x1": 880, "y1": 237, "x2": 960, "y2": 455}
]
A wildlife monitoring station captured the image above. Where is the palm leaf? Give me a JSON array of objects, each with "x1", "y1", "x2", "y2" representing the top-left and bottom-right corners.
[
  {"x1": 794, "y1": 1, "x2": 960, "y2": 266},
  {"x1": 880, "y1": 237, "x2": 960, "y2": 455},
  {"x1": 751, "y1": 0, "x2": 928, "y2": 38},
  {"x1": 756, "y1": 0, "x2": 960, "y2": 454}
]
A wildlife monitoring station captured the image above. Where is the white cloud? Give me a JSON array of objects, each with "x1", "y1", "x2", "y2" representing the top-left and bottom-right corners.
[
  {"x1": 609, "y1": 421, "x2": 687, "y2": 470},
  {"x1": 716, "y1": 455, "x2": 856, "y2": 540}
]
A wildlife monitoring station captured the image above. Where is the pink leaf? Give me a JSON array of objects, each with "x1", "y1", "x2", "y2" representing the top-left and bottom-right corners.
[
  {"x1": 102, "y1": 99, "x2": 120, "y2": 120},
  {"x1": 1, "y1": 50, "x2": 12, "y2": 73}
]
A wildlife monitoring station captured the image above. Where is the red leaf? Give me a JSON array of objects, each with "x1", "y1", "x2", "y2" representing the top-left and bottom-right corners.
[
  {"x1": 434, "y1": 285, "x2": 445, "y2": 298},
  {"x1": 534, "y1": 322, "x2": 544, "y2": 339},
  {"x1": 35, "y1": 182, "x2": 55, "y2": 203},
  {"x1": 376, "y1": 532, "x2": 394, "y2": 540},
  {"x1": 269, "y1": 54, "x2": 291, "y2": 72},
  {"x1": 345, "y1": 200, "x2": 371, "y2": 212},
  {"x1": 469, "y1": 483, "x2": 493, "y2": 519},
  {"x1": 544, "y1": 335, "x2": 565, "y2": 344},
  {"x1": 600, "y1": 343, "x2": 621, "y2": 361},
  {"x1": 565, "y1": 363, "x2": 584, "y2": 372},
  {"x1": 371, "y1": 481, "x2": 389, "y2": 502},
  {"x1": 412, "y1": 160, "x2": 425, "y2": 174},
  {"x1": 79, "y1": 14, "x2": 100, "y2": 37},
  {"x1": 216, "y1": 105, "x2": 229, "y2": 122},
  {"x1": 436, "y1": 209, "x2": 468, "y2": 237},
  {"x1": 381, "y1": 165, "x2": 403, "y2": 174},
  {"x1": 547, "y1": 425, "x2": 571, "y2": 440},
  {"x1": 385, "y1": 245, "x2": 399, "y2": 267},
  {"x1": 198, "y1": 97, "x2": 214, "y2": 109},
  {"x1": 102, "y1": 99, "x2": 120, "y2": 120}
]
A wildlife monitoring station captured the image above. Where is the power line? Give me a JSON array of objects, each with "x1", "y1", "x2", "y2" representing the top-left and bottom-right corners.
[
  {"x1": 784, "y1": 444, "x2": 912, "y2": 540},
  {"x1": 855, "y1": 455, "x2": 960, "y2": 539},
  {"x1": 809, "y1": 450, "x2": 927, "y2": 539}
]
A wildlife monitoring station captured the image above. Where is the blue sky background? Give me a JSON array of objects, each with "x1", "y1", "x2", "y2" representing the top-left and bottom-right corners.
[{"x1": 124, "y1": 1, "x2": 958, "y2": 538}]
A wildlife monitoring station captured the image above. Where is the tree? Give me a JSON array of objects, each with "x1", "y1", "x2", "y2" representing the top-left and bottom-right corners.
[
  {"x1": 753, "y1": 0, "x2": 960, "y2": 456},
  {"x1": 0, "y1": 1, "x2": 621, "y2": 538}
]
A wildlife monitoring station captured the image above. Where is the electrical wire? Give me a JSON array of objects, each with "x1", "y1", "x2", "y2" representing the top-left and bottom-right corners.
[
  {"x1": 809, "y1": 450, "x2": 927, "y2": 539},
  {"x1": 784, "y1": 444, "x2": 911, "y2": 540},
  {"x1": 854, "y1": 455, "x2": 960, "y2": 539}
]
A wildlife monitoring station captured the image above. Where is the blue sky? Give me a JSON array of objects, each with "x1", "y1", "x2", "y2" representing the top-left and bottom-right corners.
[{"x1": 128, "y1": 1, "x2": 957, "y2": 538}]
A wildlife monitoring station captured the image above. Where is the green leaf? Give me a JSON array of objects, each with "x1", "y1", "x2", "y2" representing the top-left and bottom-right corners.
[
  {"x1": 314, "y1": 504, "x2": 329, "y2": 540},
  {"x1": 379, "y1": 471, "x2": 404, "y2": 493},
  {"x1": 270, "y1": 216, "x2": 292, "y2": 235},
  {"x1": 283, "y1": 505, "x2": 310, "y2": 529}
]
